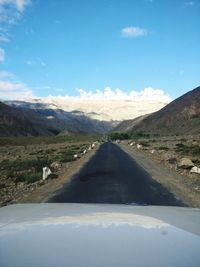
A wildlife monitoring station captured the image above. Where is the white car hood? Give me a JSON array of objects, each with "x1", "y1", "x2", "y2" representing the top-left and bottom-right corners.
[{"x1": 0, "y1": 204, "x2": 200, "y2": 267}]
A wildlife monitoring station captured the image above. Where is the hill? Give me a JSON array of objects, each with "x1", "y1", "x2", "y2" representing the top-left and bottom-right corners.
[
  {"x1": 0, "y1": 101, "x2": 67, "y2": 136},
  {"x1": 115, "y1": 86, "x2": 200, "y2": 136},
  {"x1": 1, "y1": 101, "x2": 114, "y2": 136}
]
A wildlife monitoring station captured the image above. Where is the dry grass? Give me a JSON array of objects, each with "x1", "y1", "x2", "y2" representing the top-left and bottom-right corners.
[{"x1": 0, "y1": 136, "x2": 97, "y2": 206}]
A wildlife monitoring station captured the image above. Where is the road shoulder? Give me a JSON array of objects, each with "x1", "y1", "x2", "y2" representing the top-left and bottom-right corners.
[
  {"x1": 18, "y1": 146, "x2": 99, "y2": 203},
  {"x1": 120, "y1": 144, "x2": 200, "y2": 208}
]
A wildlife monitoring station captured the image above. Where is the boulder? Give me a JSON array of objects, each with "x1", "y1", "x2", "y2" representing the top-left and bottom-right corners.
[
  {"x1": 42, "y1": 167, "x2": 52, "y2": 180},
  {"x1": 178, "y1": 158, "x2": 194, "y2": 169},
  {"x1": 190, "y1": 166, "x2": 200, "y2": 174},
  {"x1": 50, "y1": 161, "x2": 62, "y2": 171},
  {"x1": 82, "y1": 149, "x2": 87, "y2": 155}
]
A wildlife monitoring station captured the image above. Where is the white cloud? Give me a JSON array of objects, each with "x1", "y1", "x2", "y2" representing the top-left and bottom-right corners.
[
  {"x1": 26, "y1": 60, "x2": 35, "y2": 65},
  {"x1": 43, "y1": 86, "x2": 171, "y2": 103},
  {"x1": 0, "y1": 70, "x2": 13, "y2": 78},
  {"x1": 184, "y1": 1, "x2": 194, "y2": 6},
  {"x1": 0, "y1": 47, "x2": 5, "y2": 62},
  {"x1": 121, "y1": 27, "x2": 148, "y2": 38},
  {"x1": 68, "y1": 87, "x2": 171, "y2": 103},
  {"x1": 0, "y1": 81, "x2": 171, "y2": 121},
  {"x1": 40, "y1": 87, "x2": 171, "y2": 121},
  {"x1": 26, "y1": 58, "x2": 46, "y2": 67},
  {"x1": 0, "y1": 80, "x2": 34, "y2": 100},
  {"x1": 0, "y1": 0, "x2": 30, "y2": 50},
  {"x1": 0, "y1": 34, "x2": 9, "y2": 42},
  {"x1": 37, "y1": 57, "x2": 46, "y2": 67},
  {"x1": 0, "y1": 0, "x2": 29, "y2": 13}
]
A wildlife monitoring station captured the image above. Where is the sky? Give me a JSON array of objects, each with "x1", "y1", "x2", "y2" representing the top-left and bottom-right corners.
[{"x1": 0, "y1": 0, "x2": 200, "y2": 101}]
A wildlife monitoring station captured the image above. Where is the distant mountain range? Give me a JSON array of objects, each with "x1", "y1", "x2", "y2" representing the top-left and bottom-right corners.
[
  {"x1": 114, "y1": 86, "x2": 200, "y2": 136},
  {"x1": 0, "y1": 101, "x2": 115, "y2": 137},
  {"x1": 1, "y1": 86, "x2": 198, "y2": 137},
  {"x1": 1, "y1": 94, "x2": 168, "y2": 137},
  {"x1": 14, "y1": 95, "x2": 168, "y2": 122}
]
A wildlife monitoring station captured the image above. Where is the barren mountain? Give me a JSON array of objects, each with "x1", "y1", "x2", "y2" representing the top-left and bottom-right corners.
[
  {"x1": 114, "y1": 114, "x2": 150, "y2": 133},
  {"x1": 3, "y1": 101, "x2": 115, "y2": 136},
  {"x1": 0, "y1": 101, "x2": 67, "y2": 136},
  {"x1": 115, "y1": 86, "x2": 200, "y2": 135}
]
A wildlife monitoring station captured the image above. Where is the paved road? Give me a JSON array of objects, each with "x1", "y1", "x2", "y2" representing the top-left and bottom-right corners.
[{"x1": 49, "y1": 142, "x2": 184, "y2": 206}]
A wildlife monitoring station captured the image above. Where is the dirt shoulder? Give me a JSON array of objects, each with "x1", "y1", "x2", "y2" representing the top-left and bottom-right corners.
[
  {"x1": 120, "y1": 144, "x2": 200, "y2": 208},
  {"x1": 19, "y1": 146, "x2": 99, "y2": 203}
]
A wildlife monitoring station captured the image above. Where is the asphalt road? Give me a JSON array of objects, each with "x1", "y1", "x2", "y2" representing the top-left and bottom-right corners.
[{"x1": 49, "y1": 142, "x2": 184, "y2": 206}]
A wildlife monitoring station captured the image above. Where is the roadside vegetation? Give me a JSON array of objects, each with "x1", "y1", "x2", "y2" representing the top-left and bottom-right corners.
[
  {"x1": 109, "y1": 131, "x2": 150, "y2": 141},
  {"x1": 175, "y1": 143, "x2": 200, "y2": 157},
  {"x1": 0, "y1": 135, "x2": 100, "y2": 206},
  {"x1": 0, "y1": 133, "x2": 102, "y2": 146}
]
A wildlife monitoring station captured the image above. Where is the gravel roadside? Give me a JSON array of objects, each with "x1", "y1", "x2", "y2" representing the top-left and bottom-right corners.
[
  {"x1": 120, "y1": 144, "x2": 200, "y2": 208},
  {"x1": 19, "y1": 146, "x2": 99, "y2": 203}
]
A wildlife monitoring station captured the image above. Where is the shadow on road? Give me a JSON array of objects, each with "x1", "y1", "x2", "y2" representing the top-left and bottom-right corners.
[{"x1": 49, "y1": 142, "x2": 185, "y2": 206}]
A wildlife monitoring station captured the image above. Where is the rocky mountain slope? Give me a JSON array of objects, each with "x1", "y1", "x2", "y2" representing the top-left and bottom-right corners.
[
  {"x1": 114, "y1": 114, "x2": 149, "y2": 133},
  {"x1": 2, "y1": 90, "x2": 170, "y2": 137},
  {"x1": 2, "y1": 101, "x2": 114, "y2": 136},
  {"x1": 115, "y1": 86, "x2": 200, "y2": 135},
  {"x1": 0, "y1": 101, "x2": 67, "y2": 136}
]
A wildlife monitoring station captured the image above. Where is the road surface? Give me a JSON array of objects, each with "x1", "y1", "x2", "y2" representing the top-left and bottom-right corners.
[{"x1": 49, "y1": 142, "x2": 184, "y2": 206}]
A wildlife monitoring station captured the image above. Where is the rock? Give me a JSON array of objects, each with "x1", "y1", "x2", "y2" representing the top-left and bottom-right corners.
[
  {"x1": 38, "y1": 180, "x2": 45, "y2": 186},
  {"x1": 161, "y1": 152, "x2": 175, "y2": 161},
  {"x1": 42, "y1": 167, "x2": 52, "y2": 180},
  {"x1": 82, "y1": 149, "x2": 87, "y2": 155},
  {"x1": 50, "y1": 161, "x2": 62, "y2": 171},
  {"x1": 178, "y1": 158, "x2": 194, "y2": 169},
  {"x1": 167, "y1": 157, "x2": 177, "y2": 164},
  {"x1": 190, "y1": 166, "x2": 200, "y2": 174}
]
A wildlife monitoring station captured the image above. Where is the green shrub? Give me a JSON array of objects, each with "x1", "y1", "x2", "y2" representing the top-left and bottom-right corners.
[
  {"x1": 48, "y1": 173, "x2": 58, "y2": 179},
  {"x1": 60, "y1": 154, "x2": 75, "y2": 162},
  {"x1": 175, "y1": 143, "x2": 200, "y2": 156},
  {"x1": 158, "y1": 146, "x2": 169, "y2": 151},
  {"x1": 15, "y1": 172, "x2": 42, "y2": 183},
  {"x1": 140, "y1": 141, "x2": 150, "y2": 147},
  {"x1": 0, "y1": 158, "x2": 50, "y2": 172},
  {"x1": 58, "y1": 147, "x2": 79, "y2": 162}
]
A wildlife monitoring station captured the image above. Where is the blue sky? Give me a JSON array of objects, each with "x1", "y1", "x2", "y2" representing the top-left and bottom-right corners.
[{"x1": 0, "y1": 0, "x2": 200, "y2": 100}]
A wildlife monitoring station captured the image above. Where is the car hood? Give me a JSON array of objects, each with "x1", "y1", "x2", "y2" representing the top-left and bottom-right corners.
[{"x1": 0, "y1": 203, "x2": 200, "y2": 267}]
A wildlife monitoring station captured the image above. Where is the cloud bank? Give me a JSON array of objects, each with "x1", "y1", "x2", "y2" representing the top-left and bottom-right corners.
[
  {"x1": 46, "y1": 87, "x2": 171, "y2": 103},
  {"x1": 0, "y1": 77, "x2": 171, "y2": 120}
]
